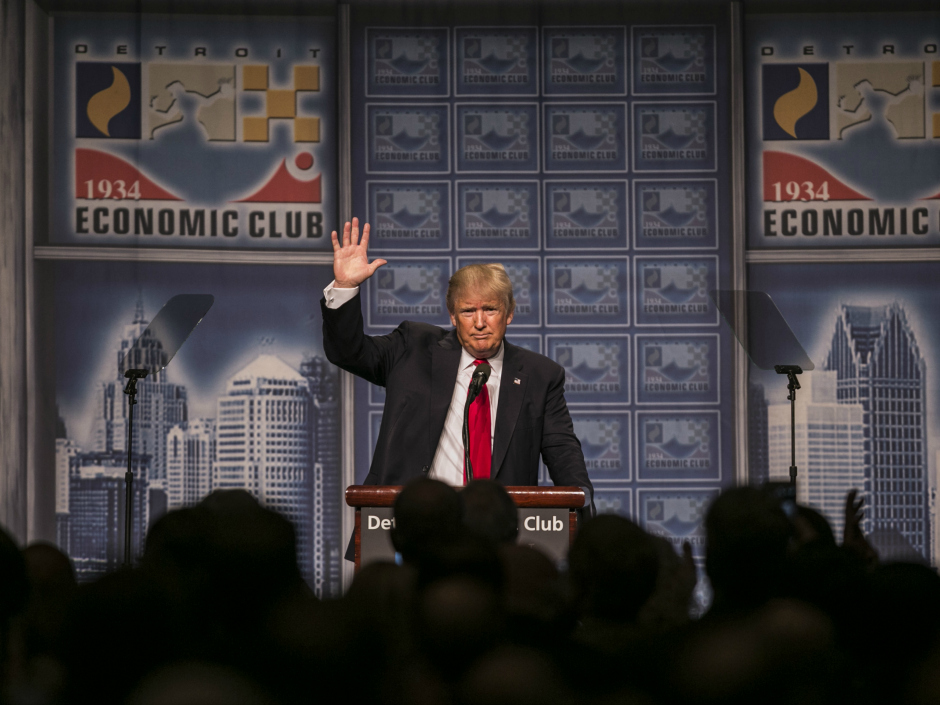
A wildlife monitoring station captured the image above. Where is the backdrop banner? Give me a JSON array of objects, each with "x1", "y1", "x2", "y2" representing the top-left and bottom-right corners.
[
  {"x1": 52, "y1": 14, "x2": 336, "y2": 249},
  {"x1": 349, "y1": 7, "x2": 735, "y2": 575},
  {"x1": 746, "y1": 14, "x2": 940, "y2": 248}
]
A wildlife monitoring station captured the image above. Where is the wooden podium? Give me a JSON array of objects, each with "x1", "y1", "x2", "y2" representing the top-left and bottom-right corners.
[{"x1": 346, "y1": 485, "x2": 586, "y2": 570}]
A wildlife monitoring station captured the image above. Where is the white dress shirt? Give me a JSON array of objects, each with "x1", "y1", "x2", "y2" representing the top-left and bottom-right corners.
[{"x1": 323, "y1": 280, "x2": 502, "y2": 487}]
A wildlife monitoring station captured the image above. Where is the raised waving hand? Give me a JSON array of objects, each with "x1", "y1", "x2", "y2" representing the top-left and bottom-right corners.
[{"x1": 331, "y1": 217, "x2": 387, "y2": 288}]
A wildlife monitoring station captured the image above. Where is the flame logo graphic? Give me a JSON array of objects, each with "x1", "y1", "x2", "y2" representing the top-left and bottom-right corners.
[
  {"x1": 86, "y1": 67, "x2": 131, "y2": 137},
  {"x1": 773, "y1": 68, "x2": 818, "y2": 139}
]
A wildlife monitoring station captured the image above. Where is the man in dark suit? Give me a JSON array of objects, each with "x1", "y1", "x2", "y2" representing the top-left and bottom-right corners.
[{"x1": 321, "y1": 218, "x2": 592, "y2": 503}]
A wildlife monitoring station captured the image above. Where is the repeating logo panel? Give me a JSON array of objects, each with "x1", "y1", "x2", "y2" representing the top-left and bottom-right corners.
[
  {"x1": 638, "y1": 488, "x2": 719, "y2": 556},
  {"x1": 594, "y1": 489, "x2": 634, "y2": 518},
  {"x1": 455, "y1": 104, "x2": 539, "y2": 172},
  {"x1": 572, "y1": 410, "x2": 631, "y2": 483},
  {"x1": 366, "y1": 28, "x2": 449, "y2": 97},
  {"x1": 635, "y1": 334, "x2": 719, "y2": 405},
  {"x1": 455, "y1": 27, "x2": 538, "y2": 96},
  {"x1": 367, "y1": 258, "x2": 452, "y2": 328},
  {"x1": 634, "y1": 180, "x2": 718, "y2": 250},
  {"x1": 635, "y1": 256, "x2": 718, "y2": 327},
  {"x1": 366, "y1": 104, "x2": 450, "y2": 174},
  {"x1": 508, "y1": 334, "x2": 542, "y2": 355},
  {"x1": 543, "y1": 104, "x2": 627, "y2": 172},
  {"x1": 542, "y1": 27, "x2": 626, "y2": 95},
  {"x1": 631, "y1": 26, "x2": 716, "y2": 95},
  {"x1": 636, "y1": 411, "x2": 721, "y2": 482},
  {"x1": 458, "y1": 256, "x2": 541, "y2": 326},
  {"x1": 367, "y1": 182, "x2": 450, "y2": 251},
  {"x1": 633, "y1": 102, "x2": 716, "y2": 172},
  {"x1": 545, "y1": 181, "x2": 628, "y2": 250},
  {"x1": 547, "y1": 335, "x2": 630, "y2": 406},
  {"x1": 545, "y1": 258, "x2": 629, "y2": 327},
  {"x1": 455, "y1": 181, "x2": 539, "y2": 250}
]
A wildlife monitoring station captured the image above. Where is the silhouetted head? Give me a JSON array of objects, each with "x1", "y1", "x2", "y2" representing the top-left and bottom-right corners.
[
  {"x1": 392, "y1": 478, "x2": 462, "y2": 565},
  {"x1": 416, "y1": 576, "x2": 505, "y2": 682},
  {"x1": 458, "y1": 645, "x2": 570, "y2": 705},
  {"x1": 499, "y1": 544, "x2": 564, "y2": 625},
  {"x1": 568, "y1": 514, "x2": 659, "y2": 623},
  {"x1": 866, "y1": 562, "x2": 940, "y2": 681},
  {"x1": 20, "y1": 542, "x2": 76, "y2": 661},
  {"x1": 705, "y1": 486, "x2": 792, "y2": 614},
  {"x1": 128, "y1": 661, "x2": 274, "y2": 705},
  {"x1": 144, "y1": 490, "x2": 303, "y2": 607},
  {"x1": 460, "y1": 480, "x2": 518, "y2": 546}
]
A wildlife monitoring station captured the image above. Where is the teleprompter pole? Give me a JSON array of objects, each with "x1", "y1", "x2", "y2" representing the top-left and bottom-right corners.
[{"x1": 774, "y1": 365, "x2": 802, "y2": 486}]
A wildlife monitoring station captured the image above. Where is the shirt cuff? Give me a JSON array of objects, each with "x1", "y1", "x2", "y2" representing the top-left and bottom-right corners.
[{"x1": 323, "y1": 281, "x2": 360, "y2": 309}]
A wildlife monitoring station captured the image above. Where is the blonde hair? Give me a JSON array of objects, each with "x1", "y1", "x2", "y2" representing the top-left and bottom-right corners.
[{"x1": 446, "y1": 263, "x2": 515, "y2": 316}]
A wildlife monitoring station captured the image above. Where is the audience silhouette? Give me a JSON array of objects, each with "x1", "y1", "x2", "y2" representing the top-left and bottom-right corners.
[{"x1": 0, "y1": 479, "x2": 935, "y2": 705}]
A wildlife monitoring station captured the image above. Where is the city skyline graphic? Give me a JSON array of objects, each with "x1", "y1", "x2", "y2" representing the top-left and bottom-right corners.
[
  {"x1": 53, "y1": 261, "x2": 343, "y2": 594},
  {"x1": 750, "y1": 292, "x2": 936, "y2": 566}
]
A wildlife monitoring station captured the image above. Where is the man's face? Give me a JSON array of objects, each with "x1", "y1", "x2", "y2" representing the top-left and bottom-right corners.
[{"x1": 449, "y1": 292, "x2": 514, "y2": 359}]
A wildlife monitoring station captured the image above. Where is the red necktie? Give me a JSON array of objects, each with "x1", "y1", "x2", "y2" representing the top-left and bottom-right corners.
[{"x1": 467, "y1": 360, "x2": 492, "y2": 482}]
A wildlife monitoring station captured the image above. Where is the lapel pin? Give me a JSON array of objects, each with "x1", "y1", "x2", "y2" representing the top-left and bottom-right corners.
[{"x1": 513, "y1": 378, "x2": 521, "y2": 385}]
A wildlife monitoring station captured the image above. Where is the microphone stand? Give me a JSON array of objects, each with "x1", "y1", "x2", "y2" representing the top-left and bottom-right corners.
[
  {"x1": 774, "y1": 364, "x2": 802, "y2": 486},
  {"x1": 462, "y1": 394, "x2": 475, "y2": 485},
  {"x1": 122, "y1": 368, "x2": 149, "y2": 566}
]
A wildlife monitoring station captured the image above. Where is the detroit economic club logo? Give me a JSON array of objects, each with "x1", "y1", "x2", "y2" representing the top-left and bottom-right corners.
[
  {"x1": 543, "y1": 28, "x2": 626, "y2": 95},
  {"x1": 635, "y1": 256, "x2": 717, "y2": 327},
  {"x1": 548, "y1": 336, "x2": 629, "y2": 405},
  {"x1": 546, "y1": 182, "x2": 627, "y2": 249},
  {"x1": 546, "y1": 259, "x2": 628, "y2": 327},
  {"x1": 368, "y1": 182, "x2": 450, "y2": 250},
  {"x1": 636, "y1": 335, "x2": 719, "y2": 405},
  {"x1": 73, "y1": 56, "x2": 325, "y2": 243},
  {"x1": 367, "y1": 105, "x2": 449, "y2": 173},
  {"x1": 369, "y1": 260, "x2": 450, "y2": 327},
  {"x1": 757, "y1": 45, "x2": 940, "y2": 242},
  {"x1": 635, "y1": 180, "x2": 717, "y2": 250},
  {"x1": 572, "y1": 412, "x2": 630, "y2": 479},
  {"x1": 637, "y1": 412, "x2": 720, "y2": 481},
  {"x1": 455, "y1": 28, "x2": 537, "y2": 95}
]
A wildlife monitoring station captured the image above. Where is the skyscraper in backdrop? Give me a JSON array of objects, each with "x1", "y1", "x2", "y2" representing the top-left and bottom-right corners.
[
  {"x1": 824, "y1": 303, "x2": 929, "y2": 562},
  {"x1": 166, "y1": 419, "x2": 215, "y2": 510},
  {"x1": 214, "y1": 354, "x2": 314, "y2": 581},
  {"x1": 91, "y1": 296, "x2": 188, "y2": 481},
  {"x1": 748, "y1": 382, "x2": 769, "y2": 485},
  {"x1": 58, "y1": 299, "x2": 183, "y2": 579},
  {"x1": 302, "y1": 355, "x2": 342, "y2": 599},
  {"x1": 767, "y1": 370, "x2": 867, "y2": 542}
]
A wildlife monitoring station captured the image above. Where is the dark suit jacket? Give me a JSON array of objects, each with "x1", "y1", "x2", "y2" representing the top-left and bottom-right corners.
[{"x1": 321, "y1": 293, "x2": 592, "y2": 494}]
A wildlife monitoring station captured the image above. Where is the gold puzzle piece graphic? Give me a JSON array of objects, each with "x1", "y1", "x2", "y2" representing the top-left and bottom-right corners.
[{"x1": 242, "y1": 65, "x2": 320, "y2": 143}]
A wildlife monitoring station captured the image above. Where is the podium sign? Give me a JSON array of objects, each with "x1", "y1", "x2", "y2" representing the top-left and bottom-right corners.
[
  {"x1": 517, "y1": 508, "x2": 569, "y2": 562},
  {"x1": 360, "y1": 507, "x2": 396, "y2": 567},
  {"x1": 347, "y1": 485, "x2": 585, "y2": 570},
  {"x1": 357, "y1": 505, "x2": 570, "y2": 568}
]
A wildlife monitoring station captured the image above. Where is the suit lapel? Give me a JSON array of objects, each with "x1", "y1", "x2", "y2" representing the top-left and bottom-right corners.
[
  {"x1": 429, "y1": 334, "x2": 462, "y2": 461},
  {"x1": 492, "y1": 343, "x2": 525, "y2": 479}
]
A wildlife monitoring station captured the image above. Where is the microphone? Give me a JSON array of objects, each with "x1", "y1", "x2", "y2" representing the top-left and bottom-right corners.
[{"x1": 467, "y1": 361, "x2": 491, "y2": 404}]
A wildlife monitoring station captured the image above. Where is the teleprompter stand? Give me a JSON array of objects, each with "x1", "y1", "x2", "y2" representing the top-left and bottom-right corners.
[
  {"x1": 710, "y1": 290, "x2": 814, "y2": 487},
  {"x1": 120, "y1": 294, "x2": 214, "y2": 566}
]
